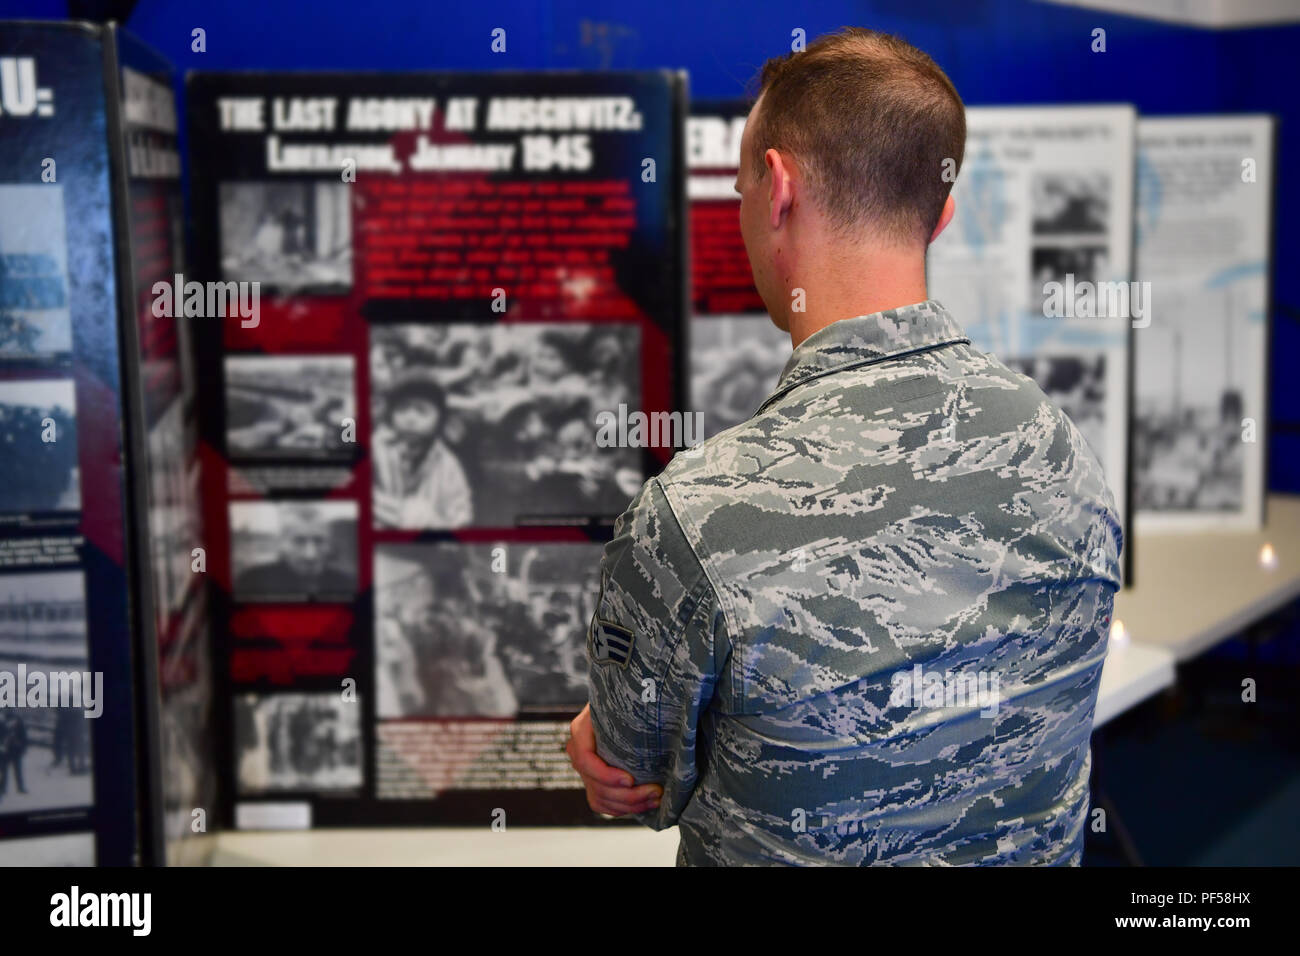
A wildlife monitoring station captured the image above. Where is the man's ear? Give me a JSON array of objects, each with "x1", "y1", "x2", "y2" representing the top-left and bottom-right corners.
[
  {"x1": 765, "y1": 148, "x2": 795, "y2": 230},
  {"x1": 929, "y1": 194, "x2": 956, "y2": 244}
]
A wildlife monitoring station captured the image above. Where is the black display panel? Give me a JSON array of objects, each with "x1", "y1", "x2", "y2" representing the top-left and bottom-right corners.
[{"x1": 186, "y1": 70, "x2": 688, "y2": 827}]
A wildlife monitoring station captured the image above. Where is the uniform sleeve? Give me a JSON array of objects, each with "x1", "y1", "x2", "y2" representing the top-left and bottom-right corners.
[{"x1": 586, "y1": 477, "x2": 728, "y2": 830}]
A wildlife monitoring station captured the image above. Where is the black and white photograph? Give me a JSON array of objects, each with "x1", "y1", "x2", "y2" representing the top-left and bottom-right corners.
[
  {"x1": 370, "y1": 324, "x2": 642, "y2": 528},
  {"x1": 1031, "y1": 172, "x2": 1109, "y2": 236},
  {"x1": 1136, "y1": 285, "x2": 1247, "y2": 512},
  {"x1": 0, "y1": 184, "x2": 72, "y2": 360},
  {"x1": 1004, "y1": 353, "x2": 1108, "y2": 471},
  {"x1": 691, "y1": 315, "x2": 790, "y2": 437},
  {"x1": 225, "y1": 354, "x2": 356, "y2": 459},
  {"x1": 219, "y1": 181, "x2": 352, "y2": 292},
  {"x1": 375, "y1": 542, "x2": 603, "y2": 718},
  {"x1": 159, "y1": 589, "x2": 214, "y2": 858},
  {"x1": 149, "y1": 399, "x2": 203, "y2": 632},
  {"x1": 234, "y1": 692, "x2": 362, "y2": 793},
  {"x1": 0, "y1": 379, "x2": 80, "y2": 515},
  {"x1": 230, "y1": 500, "x2": 358, "y2": 603},
  {"x1": 0, "y1": 571, "x2": 94, "y2": 816},
  {"x1": 0, "y1": 831, "x2": 95, "y2": 866},
  {"x1": 1029, "y1": 244, "x2": 1111, "y2": 307}
]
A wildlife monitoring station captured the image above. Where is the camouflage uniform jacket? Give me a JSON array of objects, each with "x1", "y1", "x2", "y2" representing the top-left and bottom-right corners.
[{"x1": 587, "y1": 299, "x2": 1123, "y2": 865}]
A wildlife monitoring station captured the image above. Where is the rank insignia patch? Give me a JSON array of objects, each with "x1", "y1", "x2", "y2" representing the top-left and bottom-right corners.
[{"x1": 589, "y1": 618, "x2": 634, "y2": 667}]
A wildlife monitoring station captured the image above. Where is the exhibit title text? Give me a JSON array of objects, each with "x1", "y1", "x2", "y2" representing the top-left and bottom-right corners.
[{"x1": 215, "y1": 95, "x2": 646, "y2": 174}]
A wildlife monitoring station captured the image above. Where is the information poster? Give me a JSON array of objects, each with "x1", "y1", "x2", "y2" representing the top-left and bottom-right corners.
[
  {"x1": 110, "y1": 25, "x2": 216, "y2": 865},
  {"x1": 0, "y1": 21, "x2": 162, "y2": 865},
  {"x1": 1133, "y1": 116, "x2": 1274, "y2": 532},
  {"x1": 187, "y1": 71, "x2": 687, "y2": 826},
  {"x1": 928, "y1": 105, "x2": 1137, "y2": 584},
  {"x1": 687, "y1": 100, "x2": 789, "y2": 437}
]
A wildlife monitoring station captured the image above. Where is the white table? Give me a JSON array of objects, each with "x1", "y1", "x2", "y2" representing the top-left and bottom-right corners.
[
  {"x1": 1095, "y1": 638, "x2": 1175, "y2": 728},
  {"x1": 212, "y1": 823, "x2": 680, "y2": 867},
  {"x1": 1114, "y1": 495, "x2": 1300, "y2": 661}
]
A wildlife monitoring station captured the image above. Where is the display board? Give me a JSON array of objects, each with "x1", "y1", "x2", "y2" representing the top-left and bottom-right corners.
[
  {"x1": 927, "y1": 105, "x2": 1137, "y2": 585},
  {"x1": 107, "y1": 25, "x2": 217, "y2": 865},
  {"x1": 0, "y1": 20, "x2": 195, "y2": 865},
  {"x1": 687, "y1": 100, "x2": 789, "y2": 437},
  {"x1": 1133, "y1": 115, "x2": 1274, "y2": 532},
  {"x1": 186, "y1": 71, "x2": 688, "y2": 827}
]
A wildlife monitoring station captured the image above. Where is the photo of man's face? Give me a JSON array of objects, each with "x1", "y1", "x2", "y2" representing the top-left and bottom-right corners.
[
  {"x1": 391, "y1": 396, "x2": 441, "y2": 439},
  {"x1": 281, "y1": 515, "x2": 331, "y2": 578},
  {"x1": 529, "y1": 342, "x2": 569, "y2": 380}
]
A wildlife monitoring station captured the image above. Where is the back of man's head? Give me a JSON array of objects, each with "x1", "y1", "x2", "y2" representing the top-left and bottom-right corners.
[{"x1": 749, "y1": 28, "x2": 966, "y2": 248}]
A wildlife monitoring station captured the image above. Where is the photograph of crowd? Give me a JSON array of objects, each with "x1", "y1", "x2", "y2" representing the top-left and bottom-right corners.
[
  {"x1": 370, "y1": 323, "x2": 642, "y2": 528},
  {"x1": 0, "y1": 379, "x2": 80, "y2": 514},
  {"x1": 0, "y1": 184, "x2": 72, "y2": 360},
  {"x1": 0, "y1": 571, "x2": 94, "y2": 816},
  {"x1": 691, "y1": 315, "x2": 789, "y2": 437},
  {"x1": 375, "y1": 542, "x2": 603, "y2": 718},
  {"x1": 234, "y1": 692, "x2": 362, "y2": 792},
  {"x1": 229, "y1": 500, "x2": 358, "y2": 603},
  {"x1": 225, "y1": 354, "x2": 356, "y2": 459},
  {"x1": 219, "y1": 181, "x2": 352, "y2": 292}
]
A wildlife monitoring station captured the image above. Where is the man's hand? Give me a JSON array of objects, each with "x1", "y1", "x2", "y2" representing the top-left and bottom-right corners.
[{"x1": 566, "y1": 704, "x2": 662, "y2": 817}]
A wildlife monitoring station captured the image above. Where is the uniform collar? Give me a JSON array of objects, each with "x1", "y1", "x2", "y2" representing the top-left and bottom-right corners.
[{"x1": 757, "y1": 299, "x2": 970, "y2": 413}]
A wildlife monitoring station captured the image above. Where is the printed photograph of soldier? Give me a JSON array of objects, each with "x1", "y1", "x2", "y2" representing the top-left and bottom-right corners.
[
  {"x1": 0, "y1": 184, "x2": 72, "y2": 360},
  {"x1": 690, "y1": 315, "x2": 789, "y2": 437},
  {"x1": 0, "y1": 571, "x2": 94, "y2": 815},
  {"x1": 229, "y1": 501, "x2": 358, "y2": 602},
  {"x1": 219, "y1": 181, "x2": 352, "y2": 292},
  {"x1": 0, "y1": 379, "x2": 80, "y2": 514},
  {"x1": 234, "y1": 692, "x2": 362, "y2": 792},
  {"x1": 1005, "y1": 353, "x2": 1108, "y2": 471},
  {"x1": 370, "y1": 324, "x2": 642, "y2": 528},
  {"x1": 225, "y1": 354, "x2": 356, "y2": 459},
  {"x1": 375, "y1": 542, "x2": 601, "y2": 718}
]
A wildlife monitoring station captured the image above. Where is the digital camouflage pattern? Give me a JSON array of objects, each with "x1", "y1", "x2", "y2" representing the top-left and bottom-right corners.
[{"x1": 587, "y1": 299, "x2": 1123, "y2": 865}]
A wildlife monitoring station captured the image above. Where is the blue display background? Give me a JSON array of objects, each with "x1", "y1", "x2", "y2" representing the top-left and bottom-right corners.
[{"x1": 5, "y1": 0, "x2": 1296, "y2": 491}]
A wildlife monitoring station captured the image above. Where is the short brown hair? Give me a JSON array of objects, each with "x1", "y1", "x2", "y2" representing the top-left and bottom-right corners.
[{"x1": 749, "y1": 27, "x2": 966, "y2": 246}]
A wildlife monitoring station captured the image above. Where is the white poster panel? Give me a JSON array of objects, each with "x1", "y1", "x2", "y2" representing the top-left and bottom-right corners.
[
  {"x1": 1133, "y1": 115, "x2": 1273, "y2": 532},
  {"x1": 928, "y1": 105, "x2": 1136, "y2": 582}
]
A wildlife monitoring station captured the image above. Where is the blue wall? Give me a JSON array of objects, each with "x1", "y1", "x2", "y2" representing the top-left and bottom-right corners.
[{"x1": 6, "y1": 0, "x2": 1298, "y2": 490}]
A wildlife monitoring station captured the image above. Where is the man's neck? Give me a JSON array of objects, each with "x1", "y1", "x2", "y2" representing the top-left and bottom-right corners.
[{"x1": 784, "y1": 247, "x2": 929, "y2": 349}]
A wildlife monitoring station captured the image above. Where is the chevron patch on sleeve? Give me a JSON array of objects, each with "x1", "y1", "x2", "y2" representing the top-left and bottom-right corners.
[{"x1": 589, "y1": 618, "x2": 634, "y2": 667}]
